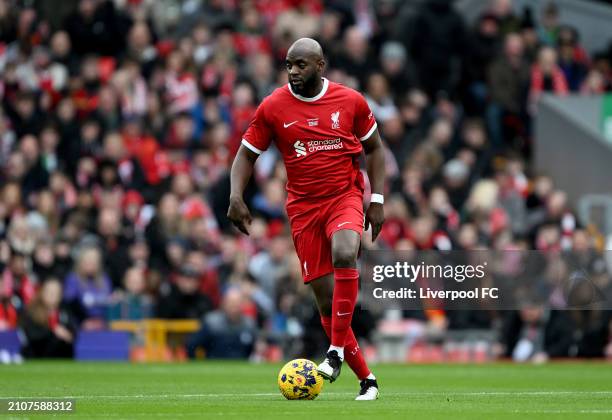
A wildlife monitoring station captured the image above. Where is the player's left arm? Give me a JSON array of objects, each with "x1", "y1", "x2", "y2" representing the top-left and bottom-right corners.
[{"x1": 362, "y1": 129, "x2": 385, "y2": 241}]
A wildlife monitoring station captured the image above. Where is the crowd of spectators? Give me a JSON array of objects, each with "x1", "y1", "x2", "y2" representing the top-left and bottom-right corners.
[{"x1": 1, "y1": 0, "x2": 612, "y2": 362}]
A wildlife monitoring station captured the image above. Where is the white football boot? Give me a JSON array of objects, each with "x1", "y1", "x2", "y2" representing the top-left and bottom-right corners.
[{"x1": 355, "y1": 378, "x2": 379, "y2": 400}]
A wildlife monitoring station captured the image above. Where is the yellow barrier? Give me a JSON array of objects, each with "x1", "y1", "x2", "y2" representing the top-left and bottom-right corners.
[{"x1": 110, "y1": 319, "x2": 201, "y2": 361}]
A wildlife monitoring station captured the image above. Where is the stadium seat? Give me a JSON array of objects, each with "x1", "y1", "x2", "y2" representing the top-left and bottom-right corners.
[{"x1": 75, "y1": 331, "x2": 130, "y2": 361}]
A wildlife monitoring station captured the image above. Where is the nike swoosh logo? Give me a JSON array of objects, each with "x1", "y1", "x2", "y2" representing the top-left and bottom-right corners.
[
  {"x1": 283, "y1": 121, "x2": 298, "y2": 128},
  {"x1": 337, "y1": 311, "x2": 351, "y2": 316},
  {"x1": 337, "y1": 221, "x2": 351, "y2": 228}
]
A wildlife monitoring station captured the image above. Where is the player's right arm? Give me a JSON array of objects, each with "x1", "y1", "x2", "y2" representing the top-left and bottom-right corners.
[
  {"x1": 227, "y1": 98, "x2": 273, "y2": 235},
  {"x1": 228, "y1": 146, "x2": 258, "y2": 235}
]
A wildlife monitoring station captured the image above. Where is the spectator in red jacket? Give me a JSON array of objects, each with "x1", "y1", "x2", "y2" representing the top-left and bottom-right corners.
[
  {"x1": 1, "y1": 250, "x2": 35, "y2": 313},
  {"x1": 529, "y1": 46, "x2": 569, "y2": 107}
]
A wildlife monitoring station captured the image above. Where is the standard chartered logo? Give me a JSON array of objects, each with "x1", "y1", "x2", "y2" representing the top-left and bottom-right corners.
[
  {"x1": 294, "y1": 138, "x2": 343, "y2": 158},
  {"x1": 294, "y1": 140, "x2": 307, "y2": 157}
]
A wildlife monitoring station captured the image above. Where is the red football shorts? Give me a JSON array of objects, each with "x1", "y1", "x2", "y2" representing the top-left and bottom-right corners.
[{"x1": 287, "y1": 187, "x2": 364, "y2": 283}]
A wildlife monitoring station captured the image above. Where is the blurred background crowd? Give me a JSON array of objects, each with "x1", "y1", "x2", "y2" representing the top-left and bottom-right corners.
[{"x1": 1, "y1": 0, "x2": 612, "y2": 363}]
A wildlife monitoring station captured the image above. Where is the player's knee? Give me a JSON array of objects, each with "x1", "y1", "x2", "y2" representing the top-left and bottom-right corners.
[{"x1": 331, "y1": 246, "x2": 358, "y2": 268}]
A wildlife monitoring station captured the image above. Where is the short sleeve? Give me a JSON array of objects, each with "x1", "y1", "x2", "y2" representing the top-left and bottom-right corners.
[
  {"x1": 242, "y1": 99, "x2": 273, "y2": 154},
  {"x1": 353, "y1": 93, "x2": 377, "y2": 142}
]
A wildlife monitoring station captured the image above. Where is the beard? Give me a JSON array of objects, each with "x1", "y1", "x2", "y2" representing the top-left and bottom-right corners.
[{"x1": 290, "y1": 71, "x2": 318, "y2": 96}]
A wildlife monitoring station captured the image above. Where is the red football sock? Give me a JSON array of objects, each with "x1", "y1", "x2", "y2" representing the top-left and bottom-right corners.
[
  {"x1": 321, "y1": 316, "x2": 371, "y2": 380},
  {"x1": 330, "y1": 267, "x2": 359, "y2": 348}
]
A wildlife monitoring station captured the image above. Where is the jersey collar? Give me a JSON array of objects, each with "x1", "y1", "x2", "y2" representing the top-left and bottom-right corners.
[{"x1": 288, "y1": 77, "x2": 329, "y2": 102}]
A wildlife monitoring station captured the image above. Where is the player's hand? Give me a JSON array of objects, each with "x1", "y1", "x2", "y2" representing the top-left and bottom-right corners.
[
  {"x1": 227, "y1": 195, "x2": 252, "y2": 235},
  {"x1": 53, "y1": 325, "x2": 73, "y2": 342},
  {"x1": 365, "y1": 203, "x2": 384, "y2": 241}
]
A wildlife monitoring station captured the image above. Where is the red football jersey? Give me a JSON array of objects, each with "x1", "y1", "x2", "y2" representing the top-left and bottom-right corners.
[{"x1": 242, "y1": 78, "x2": 377, "y2": 201}]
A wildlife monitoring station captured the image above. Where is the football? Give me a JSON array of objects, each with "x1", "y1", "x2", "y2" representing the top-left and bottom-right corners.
[{"x1": 277, "y1": 359, "x2": 324, "y2": 400}]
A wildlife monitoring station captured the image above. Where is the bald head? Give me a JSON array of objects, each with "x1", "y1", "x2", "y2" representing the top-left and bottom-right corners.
[
  {"x1": 287, "y1": 38, "x2": 323, "y2": 61},
  {"x1": 286, "y1": 38, "x2": 325, "y2": 96}
]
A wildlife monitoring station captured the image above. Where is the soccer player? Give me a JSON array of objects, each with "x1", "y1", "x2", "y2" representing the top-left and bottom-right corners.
[{"x1": 228, "y1": 38, "x2": 385, "y2": 400}]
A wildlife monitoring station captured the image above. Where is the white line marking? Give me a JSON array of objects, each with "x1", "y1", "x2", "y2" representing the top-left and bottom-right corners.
[
  {"x1": 513, "y1": 409, "x2": 612, "y2": 414},
  {"x1": 3, "y1": 391, "x2": 612, "y2": 399}
]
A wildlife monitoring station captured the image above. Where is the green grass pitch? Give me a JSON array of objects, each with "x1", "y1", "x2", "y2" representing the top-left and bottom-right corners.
[{"x1": 2, "y1": 361, "x2": 612, "y2": 419}]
